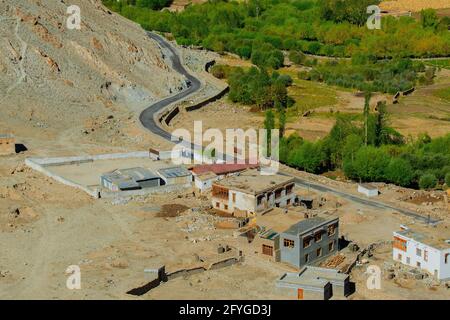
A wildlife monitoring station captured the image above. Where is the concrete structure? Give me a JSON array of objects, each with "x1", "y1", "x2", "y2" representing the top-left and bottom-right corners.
[
  {"x1": 194, "y1": 171, "x2": 218, "y2": 193},
  {"x1": 0, "y1": 134, "x2": 15, "y2": 155},
  {"x1": 191, "y1": 163, "x2": 258, "y2": 177},
  {"x1": 280, "y1": 216, "x2": 339, "y2": 269},
  {"x1": 211, "y1": 169, "x2": 296, "y2": 217},
  {"x1": 276, "y1": 266, "x2": 350, "y2": 300},
  {"x1": 358, "y1": 183, "x2": 379, "y2": 197},
  {"x1": 191, "y1": 164, "x2": 258, "y2": 193},
  {"x1": 101, "y1": 167, "x2": 163, "y2": 192},
  {"x1": 157, "y1": 166, "x2": 192, "y2": 185},
  {"x1": 236, "y1": 208, "x2": 307, "y2": 262},
  {"x1": 393, "y1": 225, "x2": 450, "y2": 281}
]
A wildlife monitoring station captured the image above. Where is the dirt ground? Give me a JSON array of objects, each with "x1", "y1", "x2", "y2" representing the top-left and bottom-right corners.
[
  {"x1": 1, "y1": 149, "x2": 448, "y2": 299},
  {"x1": 0, "y1": 0, "x2": 449, "y2": 301}
]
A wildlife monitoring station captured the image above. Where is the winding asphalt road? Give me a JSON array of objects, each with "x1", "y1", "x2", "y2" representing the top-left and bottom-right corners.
[
  {"x1": 140, "y1": 32, "x2": 438, "y2": 224},
  {"x1": 139, "y1": 32, "x2": 201, "y2": 141}
]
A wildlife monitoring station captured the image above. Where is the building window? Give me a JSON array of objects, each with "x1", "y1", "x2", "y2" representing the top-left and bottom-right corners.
[
  {"x1": 303, "y1": 237, "x2": 312, "y2": 248},
  {"x1": 445, "y1": 253, "x2": 449, "y2": 264},
  {"x1": 416, "y1": 248, "x2": 422, "y2": 257},
  {"x1": 304, "y1": 253, "x2": 309, "y2": 263},
  {"x1": 316, "y1": 248, "x2": 322, "y2": 257},
  {"x1": 314, "y1": 232, "x2": 322, "y2": 242},
  {"x1": 393, "y1": 236, "x2": 407, "y2": 252},
  {"x1": 275, "y1": 189, "x2": 282, "y2": 199},
  {"x1": 262, "y1": 245, "x2": 273, "y2": 256},
  {"x1": 287, "y1": 199, "x2": 290, "y2": 206},
  {"x1": 417, "y1": 261, "x2": 421, "y2": 268},
  {"x1": 424, "y1": 250, "x2": 428, "y2": 262},
  {"x1": 284, "y1": 239, "x2": 295, "y2": 248},
  {"x1": 212, "y1": 185, "x2": 229, "y2": 199},
  {"x1": 286, "y1": 184, "x2": 294, "y2": 195},
  {"x1": 224, "y1": 204, "x2": 228, "y2": 210},
  {"x1": 215, "y1": 202, "x2": 220, "y2": 208},
  {"x1": 232, "y1": 193, "x2": 236, "y2": 203},
  {"x1": 406, "y1": 257, "x2": 410, "y2": 264},
  {"x1": 327, "y1": 224, "x2": 336, "y2": 236},
  {"x1": 328, "y1": 241, "x2": 334, "y2": 252},
  {"x1": 257, "y1": 195, "x2": 264, "y2": 206},
  {"x1": 397, "y1": 253, "x2": 402, "y2": 261}
]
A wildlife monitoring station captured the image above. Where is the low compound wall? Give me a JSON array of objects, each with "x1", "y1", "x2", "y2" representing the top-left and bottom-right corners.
[
  {"x1": 185, "y1": 86, "x2": 229, "y2": 112},
  {"x1": 164, "y1": 106, "x2": 180, "y2": 125},
  {"x1": 25, "y1": 158, "x2": 101, "y2": 198},
  {"x1": 127, "y1": 251, "x2": 243, "y2": 296},
  {"x1": 100, "y1": 183, "x2": 191, "y2": 199},
  {"x1": 24, "y1": 151, "x2": 175, "y2": 199}
]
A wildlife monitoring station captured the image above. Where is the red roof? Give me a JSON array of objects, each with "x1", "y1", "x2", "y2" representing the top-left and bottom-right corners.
[{"x1": 191, "y1": 163, "x2": 259, "y2": 176}]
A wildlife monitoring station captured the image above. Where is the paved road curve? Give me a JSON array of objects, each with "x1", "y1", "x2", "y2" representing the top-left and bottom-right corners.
[
  {"x1": 139, "y1": 32, "x2": 201, "y2": 141},
  {"x1": 140, "y1": 32, "x2": 437, "y2": 224}
]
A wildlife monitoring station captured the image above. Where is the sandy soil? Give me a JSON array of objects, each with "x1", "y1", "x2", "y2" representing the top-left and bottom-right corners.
[{"x1": 380, "y1": 0, "x2": 450, "y2": 12}]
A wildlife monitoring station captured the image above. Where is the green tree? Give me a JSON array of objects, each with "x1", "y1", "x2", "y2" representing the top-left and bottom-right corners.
[
  {"x1": 421, "y1": 9, "x2": 439, "y2": 29},
  {"x1": 385, "y1": 158, "x2": 414, "y2": 187},
  {"x1": 419, "y1": 173, "x2": 437, "y2": 190},
  {"x1": 352, "y1": 146, "x2": 390, "y2": 181},
  {"x1": 363, "y1": 92, "x2": 371, "y2": 146},
  {"x1": 264, "y1": 109, "x2": 275, "y2": 156},
  {"x1": 278, "y1": 108, "x2": 287, "y2": 138}
]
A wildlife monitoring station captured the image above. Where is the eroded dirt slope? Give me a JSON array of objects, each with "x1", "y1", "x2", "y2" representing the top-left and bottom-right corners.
[{"x1": 0, "y1": 0, "x2": 185, "y2": 151}]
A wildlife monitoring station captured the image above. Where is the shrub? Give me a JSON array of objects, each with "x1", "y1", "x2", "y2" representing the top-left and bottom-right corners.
[
  {"x1": 445, "y1": 172, "x2": 450, "y2": 187},
  {"x1": 419, "y1": 174, "x2": 437, "y2": 190}
]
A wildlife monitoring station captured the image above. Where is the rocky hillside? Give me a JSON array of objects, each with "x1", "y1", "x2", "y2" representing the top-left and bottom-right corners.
[{"x1": 0, "y1": 0, "x2": 185, "y2": 142}]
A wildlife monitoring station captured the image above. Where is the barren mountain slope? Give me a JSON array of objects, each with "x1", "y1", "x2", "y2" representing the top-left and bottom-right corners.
[{"x1": 0, "y1": 0, "x2": 185, "y2": 150}]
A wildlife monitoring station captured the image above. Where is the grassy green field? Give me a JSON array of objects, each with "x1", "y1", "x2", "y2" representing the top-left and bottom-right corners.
[
  {"x1": 425, "y1": 59, "x2": 450, "y2": 70},
  {"x1": 434, "y1": 86, "x2": 450, "y2": 102},
  {"x1": 279, "y1": 68, "x2": 338, "y2": 118}
]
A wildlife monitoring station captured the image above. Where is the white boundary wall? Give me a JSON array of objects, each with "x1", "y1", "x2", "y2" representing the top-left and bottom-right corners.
[{"x1": 25, "y1": 150, "x2": 190, "y2": 199}]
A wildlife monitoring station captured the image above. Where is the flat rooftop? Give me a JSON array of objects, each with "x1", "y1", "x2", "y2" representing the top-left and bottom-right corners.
[
  {"x1": 283, "y1": 216, "x2": 338, "y2": 236},
  {"x1": 395, "y1": 223, "x2": 450, "y2": 250},
  {"x1": 158, "y1": 166, "x2": 192, "y2": 178},
  {"x1": 278, "y1": 266, "x2": 348, "y2": 289},
  {"x1": 255, "y1": 207, "x2": 306, "y2": 233},
  {"x1": 213, "y1": 169, "x2": 294, "y2": 195},
  {"x1": 191, "y1": 163, "x2": 258, "y2": 176},
  {"x1": 114, "y1": 167, "x2": 160, "y2": 182},
  {"x1": 359, "y1": 183, "x2": 378, "y2": 190}
]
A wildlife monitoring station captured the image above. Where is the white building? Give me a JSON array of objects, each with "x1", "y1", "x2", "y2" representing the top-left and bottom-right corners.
[
  {"x1": 191, "y1": 163, "x2": 258, "y2": 193},
  {"x1": 211, "y1": 169, "x2": 296, "y2": 218},
  {"x1": 194, "y1": 172, "x2": 218, "y2": 193},
  {"x1": 357, "y1": 183, "x2": 379, "y2": 197},
  {"x1": 393, "y1": 225, "x2": 450, "y2": 281}
]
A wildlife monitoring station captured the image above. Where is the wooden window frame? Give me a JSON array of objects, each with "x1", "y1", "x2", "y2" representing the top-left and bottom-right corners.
[
  {"x1": 327, "y1": 224, "x2": 336, "y2": 236},
  {"x1": 393, "y1": 236, "x2": 407, "y2": 252},
  {"x1": 303, "y1": 237, "x2": 312, "y2": 249},
  {"x1": 314, "y1": 231, "x2": 322, "y2": 243},
  {"x1": 283, "y1": 239, "x2": 295, "y2": 248},
  {"x1": 316, "y1": 247, "x2": 322, "y2": 257},
  {"x1": 262, "y1": 244, "x2": 273, "y2": 256},
  {"x1": 328, "y1": 241, "x2": 334, "y2": 252}
]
